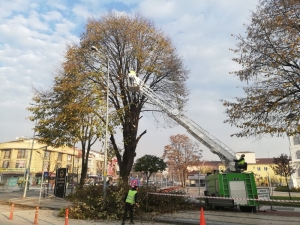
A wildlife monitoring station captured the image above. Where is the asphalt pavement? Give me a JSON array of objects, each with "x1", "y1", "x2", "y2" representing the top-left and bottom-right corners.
[{"x1": 1, "y1": 186, "x2": 300, "y2": 225}]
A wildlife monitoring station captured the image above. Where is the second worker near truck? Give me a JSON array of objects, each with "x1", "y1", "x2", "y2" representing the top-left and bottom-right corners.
[{"x1": 234, "y1": 154, "x2": 246, "y2": 171}]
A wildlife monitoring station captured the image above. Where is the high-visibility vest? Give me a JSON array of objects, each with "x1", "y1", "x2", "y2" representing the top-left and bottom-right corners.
[
  {"x1": 126, "y1": 190, "x2": 137, "y2": 204},
  {"x1": 238, "y1": 158, "x2": 245, "y2": 165}
]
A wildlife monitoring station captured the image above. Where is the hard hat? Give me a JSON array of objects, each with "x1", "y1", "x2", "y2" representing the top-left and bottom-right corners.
[{"x1": 129, "y1": 70, "x2": 136, "y2": 75}]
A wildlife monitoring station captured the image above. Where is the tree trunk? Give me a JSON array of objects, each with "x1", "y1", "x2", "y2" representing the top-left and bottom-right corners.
[
  {"x1": 285, "y1": 177, "x2": 291, "y2": 200},
  {"x1": 111, "y1": 127, "x2": 146, "y2": 182},
  {"x1": 80, "y1": 164, "x2": 88, "y2": 185}
]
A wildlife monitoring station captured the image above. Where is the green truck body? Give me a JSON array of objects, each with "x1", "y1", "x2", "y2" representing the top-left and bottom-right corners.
[{"x1": 205, "y1": 171, "x2": 259, "y2": 212}]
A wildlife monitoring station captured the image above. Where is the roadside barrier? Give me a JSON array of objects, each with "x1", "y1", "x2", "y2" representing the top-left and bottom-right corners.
[
  {"x1": 9, "y1": 203, "x2": 14, "y2": 220},
  {"x1": 148, "y1": 192, "x2": 300, "y2": 203},
  {"x1": 65, "y1": 208, "x2": 69, "y2": 225},
  {"x1": 33, "y1": 206, "x2": 39, "y2": 224},
  {"x1": 159, "y1": 186, "x2": 182, "y2": 193}
]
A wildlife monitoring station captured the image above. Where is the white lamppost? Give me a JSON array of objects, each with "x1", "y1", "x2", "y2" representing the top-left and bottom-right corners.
[
  {"x1": 198, "y1": 160, "x2": 205, "y2": 196},
  {"x1": 71, "y1": 143, "x2": 76, "y2": 194},
  {"x1": 91, "y1": 46, "x2": 109, "y2": 199},
  {"x1": 23, "y1": 121, "x2": 37, "y2": 198},
  {"x1": 37, "y1": 149, "x2": 46, "y2": 203}
]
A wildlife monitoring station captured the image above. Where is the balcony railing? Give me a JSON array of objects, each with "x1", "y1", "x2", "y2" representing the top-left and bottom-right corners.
[{"x1": 0, "y1": 168, "x2": 36, "y2": 172}]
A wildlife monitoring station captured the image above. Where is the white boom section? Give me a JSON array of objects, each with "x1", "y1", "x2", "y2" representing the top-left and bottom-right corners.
[{"x1": 128, "y1": 71, "x2": 237, "y2": 172}]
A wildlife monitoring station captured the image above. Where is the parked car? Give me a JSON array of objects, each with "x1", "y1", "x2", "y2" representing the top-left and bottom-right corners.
[
  {"x1": 94, "y1": 181, "x2": 103, "y2": 186},
  {"x1": 68, "y1": 182, "x2": 78, "y2": 189},
  {"x1": 42, "y1": 182, "x2": 48, "y2": 187}
]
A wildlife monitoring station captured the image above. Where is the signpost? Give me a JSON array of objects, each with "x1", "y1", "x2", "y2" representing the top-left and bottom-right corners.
[
  {"x1": 54, "y1": 168, "x2": 68, "y2": 198},
  {"x1": 257, "y1": 187, "x2": 272, "y2": 210},
  {"x1": 257, "y1": 187, "x2": 270, "y2": 200}
]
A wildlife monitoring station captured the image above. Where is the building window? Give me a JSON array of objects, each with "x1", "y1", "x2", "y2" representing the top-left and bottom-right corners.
[
  {"x1": 43, "y1": 161, "x2": 50, "y2": 171},
  {"x1": 264, "y1": 167, "x2": 268, "y2": 171},
  {"x1": 257, "y1": 167, "x2": 261, "y2": 171},
  {"x1": 296, "y1": 150, "x2": 300, "y2": 159},
  {"x1": 15, "y1": 160, "x2": 26, "y2": 168},
  {"x1": 56, "y1": 163, "x2": 62, "y2": 168},
  {"x1": 57, "y1": 153, "x2": 62, "y2": 161},
  {"x1": 67, "y1": 154, "x2": 72, "y2": 162},
  {"x1": 17, "y1": 149, "x2": 28, "y2": 158},
  {"x1": 44, "y1": 151, "x2": 50, "y2": 160},
  {"x1": 2, "y1": 160, "x2": 9, "y2": 168},
  {"x1": 294, "y1": 136, "x2": 300, "y2": 145},
  {"x1": 3, "y1": 150, "x2": 11, "y2": 159}
]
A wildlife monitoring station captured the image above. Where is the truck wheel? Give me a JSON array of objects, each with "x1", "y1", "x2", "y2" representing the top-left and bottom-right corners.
[{"x1": 240, "y1": 206, "x2": 252, "y2": 212}]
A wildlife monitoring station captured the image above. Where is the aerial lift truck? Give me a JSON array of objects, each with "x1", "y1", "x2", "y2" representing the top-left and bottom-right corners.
[{"x1": 127, "y1": 71, "x2": 258, "y2": 212}]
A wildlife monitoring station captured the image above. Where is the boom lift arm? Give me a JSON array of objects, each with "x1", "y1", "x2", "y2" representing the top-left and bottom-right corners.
[{"x1": 128, "y1": 71, "x2": 237, "y2": 172}]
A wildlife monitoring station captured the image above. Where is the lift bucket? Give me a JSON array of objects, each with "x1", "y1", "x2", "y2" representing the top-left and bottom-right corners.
[{"x1": 128, "y1": 71, "x2": 141, "y2": 92}]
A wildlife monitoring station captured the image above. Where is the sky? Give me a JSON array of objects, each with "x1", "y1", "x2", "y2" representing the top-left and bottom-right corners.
[{"x1": 0, "y1": 0, "x2": 291, "y2": 162}]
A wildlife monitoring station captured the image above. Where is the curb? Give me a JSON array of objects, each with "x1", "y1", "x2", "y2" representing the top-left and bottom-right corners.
[{"x1": 154, "y1": 216, "x2": 199, "y2": 224}]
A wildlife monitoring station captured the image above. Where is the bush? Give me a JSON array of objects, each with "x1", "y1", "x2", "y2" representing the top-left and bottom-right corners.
[
  {"x1": 61, "y1": 182, "x2": 198, "y2": 220},
  {"x1": 274, "y1": 186, "x2": 300, "y2": 192},
  {"x1": 139, "y1": 186, "x2": 198, "y2": 213},
  {"x1": 61, "y1": 181, "x2": 127, "y2": 220}
]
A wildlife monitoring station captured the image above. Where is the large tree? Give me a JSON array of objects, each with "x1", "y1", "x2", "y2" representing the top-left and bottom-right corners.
[
  {"x1": 271, "y1": 153, "x2": 295, "y2": 199},
  {"x1": 222, "y1": 0, "x2": 300, "y2": 138},
  {"x1": 29, "y1": 13, "x2": 189, "y2": 181},
  {"x1": 80, "y1": 13, "x2": 189, "y2": 181},
  {"x1": 163, "y1": 134, "x2": 202, "y2": 187}
]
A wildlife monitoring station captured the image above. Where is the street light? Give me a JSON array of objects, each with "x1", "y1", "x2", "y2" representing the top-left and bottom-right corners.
[
  {"x1": 23, "y1": 121, "x2": 37, "y2": 198},
  {"x1": 198, "y1": 160, "x2": 205, "y2": 196},
  {"x1": 71, "y1": 143, "x2": 76, "y2": 194},
  {"x1": 36, "y1": 147, "x2": 48, "y2": 203},
  {"x1": 90, "y1": 45, "x2": 109, "y2": 199}
]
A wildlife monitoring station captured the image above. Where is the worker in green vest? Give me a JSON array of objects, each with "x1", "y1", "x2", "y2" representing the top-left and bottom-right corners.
[
  {"x1": 234, "y1": 154, "x2": 245, "y2": 170},
  {"x1": 121, "y1": 185, "x2": 138, "y2": 225}
]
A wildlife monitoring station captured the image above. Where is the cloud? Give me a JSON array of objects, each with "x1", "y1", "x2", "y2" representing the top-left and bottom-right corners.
[{"x1": 42, "y1": 11, "x2": 63, "y2": 21}]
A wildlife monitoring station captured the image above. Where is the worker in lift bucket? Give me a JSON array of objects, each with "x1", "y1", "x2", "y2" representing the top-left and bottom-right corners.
[{"x1": 234, "y1": 154, "x2": 245, "y2": 170}]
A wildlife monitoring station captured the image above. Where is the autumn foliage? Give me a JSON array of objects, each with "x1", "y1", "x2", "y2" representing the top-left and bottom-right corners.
[
  {"x1": 163, "y1": 134, "x2": 202, "y2": 187},
  {"x1": 28, "y1": 12, "x2": 189, "y2": 181},
  {"x1": 223, "y1": 0, "x2": 300, "y2": 138}
]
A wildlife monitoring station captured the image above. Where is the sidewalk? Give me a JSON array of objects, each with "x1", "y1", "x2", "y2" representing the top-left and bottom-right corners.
[
  {"x1": 0, "y1": 204, "x2": 169, "y2": 225},
  {"x1": 3, "y1": 196, "x2": 300, "y2": 225},
  {"x1": 2, "y1": 186, "x2": 300, "y2": 225},
  {"x1": 7, "y1": 196, "x2": 70, "y2": 210}
]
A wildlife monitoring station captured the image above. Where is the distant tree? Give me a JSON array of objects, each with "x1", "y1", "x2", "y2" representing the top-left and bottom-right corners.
[
  {"x1": 222, "y1": 0, "x2": 300, "y2": 138},
  {"x1": 163, "y1": 134, "x2": 202, "y2": 187},
  {"x1": 28, "y1": 54, "x2": 106, "y2": 185},
  {"x1": 133, "y1": 155, "x2": 167, "y2": 187},
  {"x1": 271, "y1": 153, "x2": 295, "y2": 199}
]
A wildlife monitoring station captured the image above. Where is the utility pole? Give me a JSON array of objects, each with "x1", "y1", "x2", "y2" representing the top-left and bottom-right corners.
[
  {"x1": 90, "y1": 46, "x2": 109, "y2": 200},
  {"x1": 23, "y1": 121, "x2": 37, "y2": 198}
]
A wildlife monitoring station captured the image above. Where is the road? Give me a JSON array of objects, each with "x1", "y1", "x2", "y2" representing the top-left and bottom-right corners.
[{"x1": 0, "y1": 186, "x2": 74, "y2": 201}]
